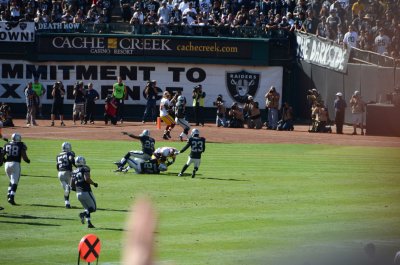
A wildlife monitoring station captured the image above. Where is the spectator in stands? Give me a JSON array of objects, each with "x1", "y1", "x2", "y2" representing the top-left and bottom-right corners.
[
  {"x1": 0, "y1": 11, "x2": 8, "y2": 21},
  {"x1": 120, "y1": 0, "x2": 132, "y2": 22},
  {"x1": 62, "y1": 9, "x2": 74, "y2": 23},
  {"x1": 73, "y1": 8, "x2": 85, "y2": 23},
  {"x1": 316, "y1": 15, "x2": 328, "y2": 37},
  {"x1": 145, "y1": 0, "x2": 160, "y2": 13},
  {"x1": 326, "y1": 8, "x2": 341, "y2": 40},
  {"x1": 351, "y1": 0, "x2": 365, "y2": 19},
  {"x1": 182, "y1": 2, "x2": 197, "y2": 25},
  {"x1": 301, "y1": 9, "x2": 319, "y2": 34},
  {"x1": 170, "y1": 3, "x2": 182, "y2": 25},
  {"x1": 157, "y1": 1, "x2": 170, "y2": 23},
  {"x1": 279, "y1": 16, "x2": 291, "y2": 30},
  {"x1": 9, "y1": 1, "x2": 21, "y2": 21},
  {"x1": 343, "y1": 24, "x2": 358, "y2": 49},
  {"x1": 358, "y1": 29, "x2": 373, "y2": 51},
  {"x1": 130, "y1": 7, "x2": 144, "y2": 34},
  {"x1": 374, "y1": 28, "x2": 391, "y2": 55}
]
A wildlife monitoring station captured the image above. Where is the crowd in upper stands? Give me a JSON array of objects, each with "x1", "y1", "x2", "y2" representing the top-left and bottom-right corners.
[{"x1": 0, "y1": 0, "x2": 399, "y2": 58}]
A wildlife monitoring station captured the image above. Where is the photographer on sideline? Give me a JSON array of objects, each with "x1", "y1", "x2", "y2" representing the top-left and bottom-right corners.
[
  {"x1": 265, "y1": 86, "x2": 280, "y2": 130},
  {"x1": 192, "y1": 84, "x2": 206, "y2": 126},
  {"x1": 142, "y1": 80, "x2": 159, "y2": 124},
  {"x1": 213, "y1": 94, "x2": 227, "y2": 127},
  {"x1": 50, "y1": 81, "x2": 66, "y2": 127},
  {"x1": 349, "y1": 90, "x2": 366, "y2": 135}
]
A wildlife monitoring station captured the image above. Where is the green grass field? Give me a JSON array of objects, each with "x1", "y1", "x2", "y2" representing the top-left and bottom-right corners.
[{"x1": 0, "y1": 139, "x2": 400, "y2": 265}]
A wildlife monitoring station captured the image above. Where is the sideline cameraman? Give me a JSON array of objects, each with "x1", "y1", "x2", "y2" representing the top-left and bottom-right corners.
[
  {"x1": 213, "y1": 94, "x2": 227, "y2": 127},
  {"x1": 265, "y1": 86, "x2": 280, "y2": 129},
  {"x1": 50, "y1": 81, "x2": 66, "y2": 126},
  {"x1": 192, "y1": 84, "x2": 206, "y2": 126},
  {"x1": 142, "y1": 80, "x2": 159, "y2": 124},
  {"x1": 349, "y1": 90, "x2": 366, "y2": 135}
]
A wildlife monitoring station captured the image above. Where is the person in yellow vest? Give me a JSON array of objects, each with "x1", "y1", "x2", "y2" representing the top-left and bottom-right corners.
[
  {"x1": 192, "y1": 84, "x2": 206, "y2": 126},
  {"x1": 32, "y1": 77, "x2": 46, "y2": 118},
  {"x1": 113, "y1": 76, "x2": 127, "y2": 124}
]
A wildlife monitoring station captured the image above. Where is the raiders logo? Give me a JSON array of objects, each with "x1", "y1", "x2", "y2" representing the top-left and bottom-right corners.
[
  {"x1": 226, "y1": 70, "x2": 260, "y2": 104},
  {"x1": 19, "y1": 22, "x2": 27, "y2": 30}
]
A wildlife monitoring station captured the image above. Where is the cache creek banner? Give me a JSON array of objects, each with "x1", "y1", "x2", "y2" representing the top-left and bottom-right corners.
[
  {"x1": 0, "y1": 60, "x2": 283, "y2": 108},
  {"x1": 295, "y1": 32, "x2": 349, "y2": 73},
  {"x1": 37, "y1": 35, "x2": 253, "y2": 59}
]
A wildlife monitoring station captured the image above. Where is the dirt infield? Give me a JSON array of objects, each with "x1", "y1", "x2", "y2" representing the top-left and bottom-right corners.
[{"x1": 4, "y1": 119, "x2": 400, "y2": 148}]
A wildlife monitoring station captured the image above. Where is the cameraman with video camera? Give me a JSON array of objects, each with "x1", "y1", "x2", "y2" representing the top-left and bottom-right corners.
[
  {"x1": 142, "y1": 80, "x2": 159, "y2": 124},
  {"x1": 50, "y1": 81, "x2": 66, "y2": 127},
  {"x1": 349, "y1": 90, "x2": 366, "y2": 135},
  {"x1": 192, "y1": 84, "x2": 206, "y2": 126}
]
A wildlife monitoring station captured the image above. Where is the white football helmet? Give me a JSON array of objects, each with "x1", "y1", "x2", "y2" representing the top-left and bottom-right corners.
[
  {"x1": 177, "y1": 95, "x2": 186, "y2": 105},
  {"x1": 162, "y1": 148, "x2": 170, "y2": 157},
  {"x1": 11, "y1": 133, "x2": 21, "y2": 142},
  {"x1": 158, "y1": 163, "x2": 167, "y2": 172},
  {"x1": 75, "y1": 156, "x2": 86, "y2": 167},
  {"x1": 191, "y1": 128, "x2": 200, "y2": 137},
  {"x1": 62, "y1": 142, "x2": 72, "y2": 152},
  {"x1": 140, "y1": 129, "x2": 150, "y2": 137}
]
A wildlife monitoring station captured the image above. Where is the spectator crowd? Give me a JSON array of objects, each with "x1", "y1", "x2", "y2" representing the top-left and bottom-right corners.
[{"x1": 0, "y1": 0, "x2": 399, "y2": 58}]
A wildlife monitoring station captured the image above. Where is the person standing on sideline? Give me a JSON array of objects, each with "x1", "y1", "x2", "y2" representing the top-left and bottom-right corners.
[
  {"x1": 192, "y1": 85, "x2": 206, "y2": 126},
  {"x1": 265, "y1": 86, "x2": 280, "y2": 129},
  {"x1": 142, "y1": 80, "x2": 159, "y2": 124},
  {"x1": 160, "y1": 91, "x2": 176, "y2": 140},
  {"x1": 25, "y1": 81, "x2": 38, "y2": 126},
  {"x1": 349, "y1": 90, "x2": 366, "y2": 135},
  {"x1": 84, "y1": 82, "x2": 99, "y2": 124},
  {"x1": 50, "y1": 81, "x2": 66, "y2": 126},
  {"x1": 114, "y1": 129, "x2": 156, "y2": 172},
  {"x1": 73, "y1": 81, "x2": 86, "y2": 125},
  {"x1": 32, "y1": 77, "x2": 45, "y2": 118},
  {"x1": 4, "y1": 133, "x2": 30, "y2": 205},
  {"x1": 175, "y1": 95, "x2": 191, "y2": 141},
  {"x1": 334, "y1": 92, "x2": 347, "y2": 134},
  {"x1": 178, "y1": 128, "x2": 206, "y2": 178},
  {"x1": 113, "y1": 76, "x2": 127, "y2": 124},
  {"x1": 56, "y1": 142, "x2": 75, "y2": 208},
  {"x1": 71, "y1": 156, "x2": 98, "y2": 228}
]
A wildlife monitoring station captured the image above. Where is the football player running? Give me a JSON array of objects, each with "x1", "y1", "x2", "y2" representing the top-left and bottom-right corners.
[
  {"x1": 152, "y1": 147, "x2": 179, "y2": 170},
  {"x1": 71, "y1": 156, "x2": 98, "y2": 228},
  {"x1": 114, "y1": 129, "x2": 155, "y2": 172},
  {"x1": 3, "y1": 133, "x2": 30, "y2": 205},
  {"x1": 56, "y1": 142, "x2": 75, "y2": 208},
  {"x1": 174, "y1": 95, "x2": 191, "y2": 141},
  {"x1": 178, "y1": 128, "x2": 206, "y2": 178}
]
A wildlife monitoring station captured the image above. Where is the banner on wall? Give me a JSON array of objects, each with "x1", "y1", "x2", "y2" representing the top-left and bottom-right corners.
[
  {"x1": 0, "y1": 60, "x2": 283, "y2": 107},
  {"x1": 37, "y1": 35, "x2": 253, "y2": 59},
  {"x1": 0, "y1": 21, "x2": 35, "y2": 42},
  {"x1": 296, "y1": 32, "x2": 349, "y2": 73}
]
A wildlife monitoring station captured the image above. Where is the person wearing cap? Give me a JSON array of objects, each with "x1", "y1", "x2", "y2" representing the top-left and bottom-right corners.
[
  {"x1": 50, "y1": 81, "x2": 66, "y2": 126},
  {"x1": 32, "y1": 77, "x2": 45, "y2": 118},
  {"x1": 349, "y1": 90, "x2": 366, "y2": 135},
  {"x1": 84, "y1": 82, "x2": 99, "y2": 125},
  {"x1": 243, "y1": 95, "x2": 254, "y2": 128},
  {"x1": 334, "y1": 92, "x2": 347, "y2": 134},
  {"x1": 160, "y1": 90, "x2": 176, "y2": 140},
  {"x1": 73, "y1": 81, "x2": 86, "y2": 125},
  {"x1": 265, "y1": 86, "x2": 280, "y2": 130},
  {"x1": 214, "y1": 94, "x2": 227, "y2": 127},
  {"x1": 142, "y1": 80, "x2": 159, "y2": 124}
]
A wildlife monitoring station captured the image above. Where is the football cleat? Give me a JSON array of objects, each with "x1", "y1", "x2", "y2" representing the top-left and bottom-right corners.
[
  {"x1": 87, "y1": 222, "x2": 95, "y2": 228},
  {"x1": 162, "y1": 134, "x2": 168, "y2": 140},
  {"x1": 8, "y1": 198, "x2": 16, "y2": 205},
  {"x1": 0, "y1": 206, "x2": 4, "y2": 211},
  {"x1": 166, "y1": 131, "x2": 171, "y2": 138},
  {"x1": 65, "y1": 204, "x2": 71, "y2": 209},
  {"x1": 178, "y1": 173, "x2": 183, "y2": 177},
  {"x1": 60, "y1": 122, "x2": 66, "y2": 126},
  {"x1": 50, "y1": 121, "x2": 55, "y2": 126},
  {"x1": 79, "y1": 212, "x2": 85, "y2": 224},
  {"x1": 191, "y1": 171, "x2": 196, "y2": 178}
]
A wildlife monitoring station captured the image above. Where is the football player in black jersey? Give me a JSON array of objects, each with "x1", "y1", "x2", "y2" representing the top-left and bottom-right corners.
[
  {"x1": 114, "y1": 129, "x2": 156, "y2": 172},
  {"x1": 56, "y1": 142, "x2": 75, "y2": 208},
  {"x1": 122, "y1": 158, "x2": 165, "y2": 174},
  {"x1": 71, "y1": 156, "x2": 98, "y2": 228},
  {"x1": 3, "y1": 133, "x2": 30, "y2": 205},
  {"x1": 178, "y1": 128, "x2": 206, "y2": 178}
]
